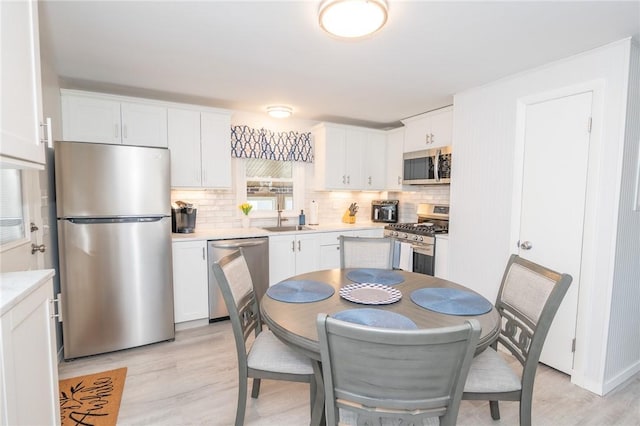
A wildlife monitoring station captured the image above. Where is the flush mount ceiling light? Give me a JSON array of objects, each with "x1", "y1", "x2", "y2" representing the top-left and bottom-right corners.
[
  {"x1": 267, "y1": 105, "x2": 293, "y2": 118},
  {"x1": 319, "y1": 0, "x2": 388, "y2": 38}
]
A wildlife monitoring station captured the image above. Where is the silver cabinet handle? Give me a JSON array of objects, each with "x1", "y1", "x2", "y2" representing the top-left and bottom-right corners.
[
  {"x1": 342, "y1": 175, "x2": 346, "y2": 184},
  {"x1": 347, "y1": 175, "x2": 350, "y2": 184},
  {"x1": 291, "y1": 241, "x2": 295, "y2": 252},
  {"x1": 31, "y1": 243, "x2": 45, "y2": 254},
  {"x1": 297, "y1": 240, "x2": 301, "y2": 251},
  {"x1": 519, "y1": 240, "x2": 533, "y2": 250},
  {"x1": 40, "y1": 117, "x2": 52, "y2": 148},
  {"x1": 368, "y1": 176, "x2": 372, "y2": 185}
]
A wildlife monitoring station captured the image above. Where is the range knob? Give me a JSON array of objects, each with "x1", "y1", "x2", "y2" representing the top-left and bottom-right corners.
[
  {"x1": 418, "y1": 236, "x2": 424, "y2": 242},
  {"x1": 402, "y1": 233, "x2": 408, "y2": 239}
]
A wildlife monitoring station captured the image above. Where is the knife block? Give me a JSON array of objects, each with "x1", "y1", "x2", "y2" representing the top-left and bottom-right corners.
[{"x1": 342, "y1": 210, "x2": 356, "y2": 224}]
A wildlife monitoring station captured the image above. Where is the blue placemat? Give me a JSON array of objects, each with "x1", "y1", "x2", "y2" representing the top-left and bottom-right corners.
[
  {"x1": 266, "y1": 280, "x2": 335, "y2": 303},
  {"x1": 410, "y1": 288, "x2": 493, "y2": 316},
  {"x1": 346, "y1": 268, "x2": 405, "y2": 285},
  {"x1": 333, "y1": 308, "x2": 418, "y2": 330}
]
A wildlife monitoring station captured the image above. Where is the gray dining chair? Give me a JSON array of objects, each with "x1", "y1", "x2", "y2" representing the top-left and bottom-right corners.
[
  {"x1": 212, "y1": 249, "x2": 322, "y2": 426},
  {"x1": 317, "y1": 313, "x2": 481, "y2": 426},
  {"x1": 339, "y1": 235, "x2": 394, "y2": 269},
  {"x1": 462, "y1": 254, "x2": 573, "y2": 426}
]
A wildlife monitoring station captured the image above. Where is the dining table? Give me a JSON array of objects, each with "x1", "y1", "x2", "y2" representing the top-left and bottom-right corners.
[{"x1": 260, "y1": 268, "x2": 501, "y2": 425}]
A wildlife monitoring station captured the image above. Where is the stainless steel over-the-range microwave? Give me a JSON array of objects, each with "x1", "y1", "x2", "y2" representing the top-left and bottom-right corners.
[{"x1": 402, "y1": 146, "x2": 452, "y2": 185}]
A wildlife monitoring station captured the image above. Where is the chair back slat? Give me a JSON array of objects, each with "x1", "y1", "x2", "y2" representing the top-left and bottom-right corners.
[
  {"x1": 339, "y1": 236, "x2": 394, "y2": 269},
  {"x1": 318, "y1": 314, "x2": 480, "y2": 426},
  {"x1": 212, "y1": 249, "x2": 262, "y2": 355},
  {"x1": 495, "y1": 255, "x2": 573, "y2": 369}
]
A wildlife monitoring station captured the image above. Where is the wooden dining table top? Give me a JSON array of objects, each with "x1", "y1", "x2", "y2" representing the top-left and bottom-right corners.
[{"x1": 260, "y1": 268, "x2": 501, "y2": 361}]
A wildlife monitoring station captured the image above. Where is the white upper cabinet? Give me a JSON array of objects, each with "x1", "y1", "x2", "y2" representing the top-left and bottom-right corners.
[
  {"x1": 200, "y1": 112, "x2": 231, "y2": 188},
  {"x1": 385, "y1": 127, "x2": 404, "y2": 190},
  {"x1": 168, "y1": 108, "x2": 231, "y2": 189},
  {"x1": 0, "y1": 0, "x2": 47, "y2": 166},
  {"x1": 313, "y1": 123, "x2": 387, "y2": 191},
  {"x1": 61, "y1": 91, "x2": 168, "y2": 147},
  {"x1": 363, "y1": 131, "x2": 387, "y2": 190},
  {"x1": 401, "y1": 106, "x2": 453, "y2": 152}
]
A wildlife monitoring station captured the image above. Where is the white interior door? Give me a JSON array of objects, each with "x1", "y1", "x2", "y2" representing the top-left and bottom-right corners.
[{"x1": 518, "y1": 91, "x2": 592, "y2": 374}]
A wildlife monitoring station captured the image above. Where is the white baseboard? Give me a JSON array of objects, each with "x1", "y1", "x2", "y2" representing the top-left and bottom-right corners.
[{"x1": 602, "y1": 360, "x2": 640, "y2": 395}]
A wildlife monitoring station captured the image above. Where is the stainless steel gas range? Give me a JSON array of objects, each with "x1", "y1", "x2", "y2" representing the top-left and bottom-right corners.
[{"x1": 384, "y1": 203, "x2": 449, "y2": 276}]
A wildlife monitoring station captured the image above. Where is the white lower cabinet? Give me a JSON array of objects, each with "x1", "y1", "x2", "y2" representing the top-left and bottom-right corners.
[
  {"x1": 269, "y1": 233, "x2": 320, "y2": 285},
  {"x1": 318, "y1": 231, "x2": 350, "y2": 270},
  {"x1": 1, "y1": 273, "x2": 60, "y2": 425},
  {"x1": 172, "y1": 241, "x2": 209, "y2": 323},
  {"x1": 434, "y1": 235, "x2": 449, "y2": 280}
]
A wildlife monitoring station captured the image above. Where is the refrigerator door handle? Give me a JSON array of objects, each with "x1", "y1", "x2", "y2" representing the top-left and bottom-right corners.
[{"x1": 65, "y1": 217, "x2": 165, "y2": 224}]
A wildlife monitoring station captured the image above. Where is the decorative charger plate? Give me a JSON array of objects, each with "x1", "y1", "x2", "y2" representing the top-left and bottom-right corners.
[
  {"x1": 333, "y1": 308, "x2": 417, "y2": 329},
  {"x1": 339, "y1": 283, "x2": 402, "y2": 305},
  {"x1": 346, "y1": 268, "x2": 405, "y2": 285},
  {"x1": 266, "y1": 280, "x2": 335, "y2": 303},
  {"x1": 410, "y1": 287, "x2": 493, "y2": 316}
]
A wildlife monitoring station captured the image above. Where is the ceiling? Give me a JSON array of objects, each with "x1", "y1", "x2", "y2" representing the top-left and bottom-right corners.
[{"x1": 39, "y1": 1, "x2": 640, "y2": 130}]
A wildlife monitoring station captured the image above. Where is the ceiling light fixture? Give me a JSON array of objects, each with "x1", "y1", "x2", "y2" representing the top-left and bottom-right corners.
[
  {"x1": 319, "y1": 0, "x2": 388, "y2": 39},
  {"x1": 267, "y1": 105, "x2": 293, "y2": 118}
]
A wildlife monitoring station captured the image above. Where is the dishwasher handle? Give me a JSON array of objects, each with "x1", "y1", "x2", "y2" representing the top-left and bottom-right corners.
[{"x1": 210, "y1": 240, "x2": 266, "y2": 249}]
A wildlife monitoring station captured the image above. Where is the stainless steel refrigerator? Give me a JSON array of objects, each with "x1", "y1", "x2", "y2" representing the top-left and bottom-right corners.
[{"x1": 55, "y1": 141, "x2": 174, "y2": 359}]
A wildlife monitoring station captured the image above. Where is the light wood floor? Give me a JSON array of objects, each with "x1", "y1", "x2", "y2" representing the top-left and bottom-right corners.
[{"x1": 58, "y1": 321, "x2": 640, "y2": 426}]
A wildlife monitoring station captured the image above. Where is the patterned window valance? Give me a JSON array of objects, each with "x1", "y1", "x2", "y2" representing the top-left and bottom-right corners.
[{"x1": 231, "y1": 125, "x2": 314, "y2": 163}]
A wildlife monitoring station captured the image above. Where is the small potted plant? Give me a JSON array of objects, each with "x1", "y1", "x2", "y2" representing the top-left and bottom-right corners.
[{"x1": 239, "y1": 203, "x2": 252, "y2": 228}]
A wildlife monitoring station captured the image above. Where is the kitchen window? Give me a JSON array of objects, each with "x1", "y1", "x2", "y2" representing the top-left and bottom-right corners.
[{"x1": 237, "y1": 158, "x2": 305, "y2": 217}]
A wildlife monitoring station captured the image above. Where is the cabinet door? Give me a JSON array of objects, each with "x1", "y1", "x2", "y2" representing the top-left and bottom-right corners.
[
  {"x1": 434, "y1": 236, "x2": 449, "y2": 279},
  {"x1": 0, "y1": 0, "x2": 46, "y2": 165},
  {"x1": 1, "y1": 279, "x2": 60, "y2": 425},
  {"x1": 344, "y1": 128, "x2": 365, "y2": 189},
  {"x1": 121, "y1": 102, "x2": 168, "y2": 147},
  {"x1": 402, "y1": 114, "x2": 431, "y2": 152},
  {"x1": 62, "y1": 95, "x2": 121, "y2": 144},
  {"x1": 385, "y1": 128, "x2": 404, "y2": 190},
  {"x1": 168, "y1": 108, "x2": 202, "y2": 187},
  {"x1": 427, "y1": 108, "x2": 453, "y2": 148},
  {"x1": 201, "y1": 112, "x2": 231, "y2": 188},
  {"x1": 295, "y1": 233, "x2": 320, "y2": 276},
  {"x1": 269, "y1": 235, "x2": 296, "y2": 285},
  {"x1": 323, "y1": 126, "x2": 348, "y2": 189},
  {"x1": 172, "y1": 241, "x2": 209, "y2": 322},
  {"x1": 363, "y1": 131, "x2": 387, "y2": 190}
]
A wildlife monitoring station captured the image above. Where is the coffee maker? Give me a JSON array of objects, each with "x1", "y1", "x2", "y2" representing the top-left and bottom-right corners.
[{"x1": 171, "y1": 201, "x2": 197, "y2": 233}]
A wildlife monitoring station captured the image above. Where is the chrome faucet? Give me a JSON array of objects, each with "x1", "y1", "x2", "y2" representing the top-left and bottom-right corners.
[{"x1": 276, "y1": 194, "x2": 288, "y2": 227}]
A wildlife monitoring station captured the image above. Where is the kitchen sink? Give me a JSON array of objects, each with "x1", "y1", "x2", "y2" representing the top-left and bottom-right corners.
[{"x1": 261, "y1": 225, "x2": 314, "y2": 232}]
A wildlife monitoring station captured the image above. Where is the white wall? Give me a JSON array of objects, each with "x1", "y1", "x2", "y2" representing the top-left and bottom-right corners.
[{"x1": 449, "y1": 38, "x2": 638, "y2": 395}]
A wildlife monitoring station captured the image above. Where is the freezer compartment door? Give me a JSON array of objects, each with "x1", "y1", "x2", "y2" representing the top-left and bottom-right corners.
[
  {"x1": 55, "y1": 141, "x2": 170, "y2": 217},
  {"x1": 58, "y1": 217, "x2": 174, "y2": 359}
]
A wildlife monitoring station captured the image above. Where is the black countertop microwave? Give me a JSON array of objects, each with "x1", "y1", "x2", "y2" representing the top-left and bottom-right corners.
[{"x1": 403, "y1": 146, "x2": 452, "y2": 185}]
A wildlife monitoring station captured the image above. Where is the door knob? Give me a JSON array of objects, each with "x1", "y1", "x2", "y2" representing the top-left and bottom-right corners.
[
  {"x1": 31, "y1": 243, "x2": 46, "y2": 254},
  {"x1": 519, "y1": 240, "x2": 533, "y2": 250}
]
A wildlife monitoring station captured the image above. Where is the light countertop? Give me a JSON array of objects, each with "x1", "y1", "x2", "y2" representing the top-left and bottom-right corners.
[
  {"x1": 0, "y1": 269, "x2": 55, "y2": 316},
  {"x1": 171, "y1": 221, "x2": 386, "y2": 242}
]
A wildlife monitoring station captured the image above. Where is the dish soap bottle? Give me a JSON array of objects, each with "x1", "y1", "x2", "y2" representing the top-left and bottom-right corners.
[{"x1": 298, "y1": 210, "x2": 306, "y2": 225}]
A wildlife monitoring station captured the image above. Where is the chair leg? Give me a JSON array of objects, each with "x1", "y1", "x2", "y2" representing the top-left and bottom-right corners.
[
  {"x1": 520, "y1": 398, "x2": 532, "y2": 426},
  {"x1": 235, "y1": 373, "x2": 248, "y2": 426},
  {"x1": 490, "y1": 401, "x2": 500, "y2": 420},
  {"x1": 251, "y1": 378, "x2": 261, "y2": 399},
  {"x1": 310, "y1": 361, "x2": 325, "y2": 426}
]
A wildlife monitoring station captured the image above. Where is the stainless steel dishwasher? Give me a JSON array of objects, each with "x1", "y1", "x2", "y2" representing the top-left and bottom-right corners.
[{"x1": 207, "y1": 237, "x2": 269, "y2": 321}]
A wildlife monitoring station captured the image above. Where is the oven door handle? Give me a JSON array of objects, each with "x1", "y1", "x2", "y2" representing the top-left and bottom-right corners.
[{"x1": 412, "y1": 244, "x2": 434, "y2": 256}]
